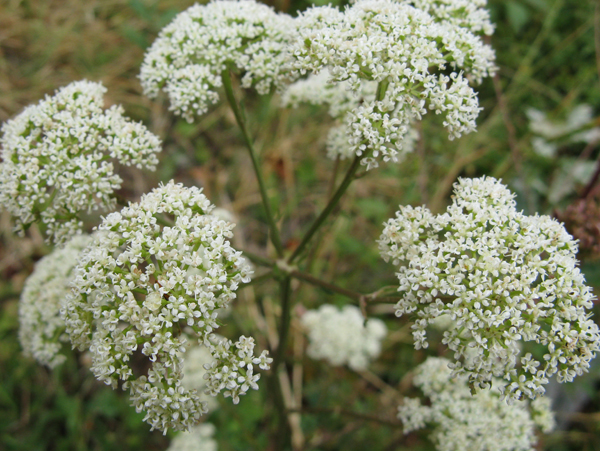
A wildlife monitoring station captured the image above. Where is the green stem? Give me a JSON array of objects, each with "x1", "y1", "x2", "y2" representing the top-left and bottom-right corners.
[
  {"x1": 289, "y1": 269, "x2": 401, "y2": 303},
  {"x1": 287, "y1": 153, "x2": 363, "y2": 264},
  {"x1": 241, "y1": 250, "x2": 275, "y2": 268},
  {"x1": 273, "y1": 276, "x2": 292, "y2": 370},
  {"x1": 272, "y1": 276, "x2": 293, "y2": 449},
  {"x1": 305, "y1": 154, "x2": 341, "y2": 272},
  {"x1": 290, "y1": 270, "x2": 361, "y2": 300},
  {"x1": 221, "y1": 69, "x2": 285, "y2": 258},
  {"x1": 287, "y1": 80, "x2": 389, "y2": 264}
]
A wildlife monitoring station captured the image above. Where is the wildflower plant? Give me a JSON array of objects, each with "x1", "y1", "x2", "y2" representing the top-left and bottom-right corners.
[
  {"x1": 3, "y1": 0, "x2": 599, "y2": 449},
  {"x1": 0, "y1": 81, "x2": 161, "y2": 245},
  {"x1": 62, "y1": 181, "x2": 269, "y2": 432},
  {"x1": 140, "y1": 0, "x2": 297, "y2": 122},
  {"x1": 379, "y1": 176, "x2": 600, "y2": 401},
  {"x1": 290, "y1": 0, "x2": 496, "y2": 169}
]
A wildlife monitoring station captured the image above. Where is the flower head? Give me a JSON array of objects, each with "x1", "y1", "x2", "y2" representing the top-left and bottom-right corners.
[
  {"x1": 203, "y1": 335, "x2": 273, "y2": 404},
  {"x1": 281, "y1": 69, "x2": 419, "y2": 161},
  {"x1": 62, "y1": 181, "x2": 269, "y2": 433},
  {"x1": 19, "y1": 235, "x2": 92, "y2": 368},
  {"x1": 379, "y1": 176, "x2": 600, "y2": 401},
  {"x1": 0, "y1": 81, "x2": 161, "y2": 244},
  {"x1": 140, "y1": 0, "x2": 297, "y2": 122},
  {"x1": 398, "y1": 357, "x2": 555, "y2": 451},
  {"x1": 290, "y1": 0, "x2": 495, "y2": 169},
  {"x1": 400, "y1": 0, "x2": 495, "y2": 35},
  {"x1": 301, "y1": 304, "x2": 387, "y2": 370}
]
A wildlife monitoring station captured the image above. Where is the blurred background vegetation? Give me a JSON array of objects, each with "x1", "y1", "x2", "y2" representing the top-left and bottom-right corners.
[{"x1": 1, "y1": 0, "x2": 600, "y2": 449}]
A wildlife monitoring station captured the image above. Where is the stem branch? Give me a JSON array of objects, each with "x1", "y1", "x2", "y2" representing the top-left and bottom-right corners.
[
  {"x1": 222, "y1": 69, "x2": 285, "y2": 257},
  {"x1": 288, "y1": 154, "x2": 363, "y2": 263},
  {"x1": 288, "y1": 80, "x2": 389, "y2": 263}
]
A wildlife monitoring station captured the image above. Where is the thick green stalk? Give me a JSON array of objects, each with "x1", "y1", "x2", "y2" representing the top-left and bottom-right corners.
[
  {"x1": 221, "y1": 69, "x2": 285, "y2": 258},
  {"x1": 272, "y1": 276, "x2": 292, "y2": 371},
  {"x1": 271, "y1": 276, "x2": 293, "y2": 449}
]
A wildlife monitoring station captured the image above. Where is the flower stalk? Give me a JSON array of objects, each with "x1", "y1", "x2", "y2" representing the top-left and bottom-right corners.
[{"x1": 222, "y1": 69, "x2": 285, "y2": 258}]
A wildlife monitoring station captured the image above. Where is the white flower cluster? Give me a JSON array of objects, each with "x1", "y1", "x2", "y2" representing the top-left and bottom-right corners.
[
  {"x1": 379, "y1": 176, "x2": 600, "y2": 401},
  {"x1": 301, "y1": 304, "x2": 387, "y2": 370},
  {"x1": 0, "y1": 81, "x2": 161, "y2": 244},
  {"x1": 281, "y1": 70, "x2": 377, "y2": 120},
  {"x1": 281, "y1": 70, "x2": 377, "y2": 160},
  {"x1": 398, "y1": 357, "x2": 555, "y2": 451},
  {"x1": 401, "y1": 0, "x2": 494, "y2": 35},
  {"x1": 290, "y1": 0, "x2": 495, "y2": 169},
  {"x1": 527, "y1": 104, "x2": 600, "y2": 158},
  {"x1": 167, "y1": 423, "x2": 218, "y2": 451},
  {"x1": 19, "y1": 235, "x2": 91, "y2": 369},
  {"x1": 140, "y1": 0, "x2": 297, "y2": 122},
  {"x1": 62, "y1": 181, "x2": 271, "y2": 433},
  {"x1": 203, "y1": 335, "x2": 272, "y2": 404},
  {"x1": 281, "y1": 69, "x2": 419, "y2": 161}
]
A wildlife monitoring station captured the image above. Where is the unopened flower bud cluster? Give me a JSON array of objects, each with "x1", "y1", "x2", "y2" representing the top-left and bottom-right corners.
[
  {"x1": 301, "y1": 304, "x2": 387, "y2": 371},
  {"x1": 398, "y1": 357, "x2": 554, "y2": 451},
  {"x1": 62, "y1": 181, "x2": 270, "y2": 433},
  {"x1": 19, "y1": 235, "x2": 92, "y2": 369},
  {"x1": 290, "y1": 0, "x2": 496, "y2": 169},
  {"x1": 0, "y1": 81, "x2": 161, "y2": 244},
  {"x1": 140, "y1": 0, "x2": 297, "y2": 122},
  {"x1": 379, "y1": 176, "x2": 600, "y2": 401}
]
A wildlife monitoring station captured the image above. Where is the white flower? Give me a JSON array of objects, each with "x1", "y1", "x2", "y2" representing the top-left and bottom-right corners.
[
  {"x1": 396, "y1": 0, "x2": 495, "y2": 35},
  {"x1": 62, "y1": 181, "x2": 270, "y2": 433},
  {"x1": 18, "y1": 235, "x2": 92, "y2": 368},
  {"x1": 281, "y1": 70, "x2": 377, "y2": 120},
  {"x1": 301, "y1": 304, "x2": 387, "y2": 370},
  {"x1": 0, "y1": 81, "x2": 161, "y2": 245},
  {"x1": 167, "y1": 423, "x2": 218, "y2": 451},
  {"x1": 203, "y1": 335, "x2": 272, "y2": 404},
  {"x1": 379, "y1": 176, "x2": 600, "y2": 401},
  {"x1": 140, "y1": 0, "x2": 297, "y2": 122},
  {"x1": 290, "y1": 0, "x2": 496, "y2": 169},
  {"x1": 281, "y1": 69, "x2": 420, "y2": 161},
  {"x1": 398, "y1": 357, "x2": 555, "y2": 451}
]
